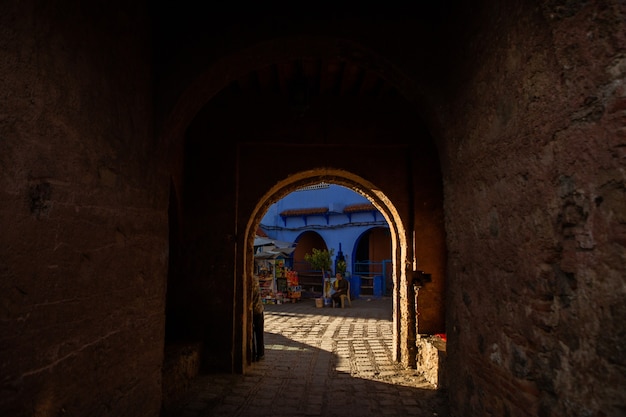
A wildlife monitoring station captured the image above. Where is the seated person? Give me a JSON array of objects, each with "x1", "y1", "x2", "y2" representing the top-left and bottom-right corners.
[{"x1": 331, "y1": 272, "x2": 348, "y2": 306}]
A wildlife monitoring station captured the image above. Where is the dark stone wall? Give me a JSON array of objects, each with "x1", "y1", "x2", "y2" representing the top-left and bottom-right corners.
[
  {"x1": 438, "y1": 2, "x2": 626, "y2": 416},
  {"x1": 0, "y1": 2, "x2": 168, "y2": 416}
]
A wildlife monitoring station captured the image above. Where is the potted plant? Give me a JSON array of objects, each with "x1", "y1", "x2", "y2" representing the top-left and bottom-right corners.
[
  {"x1": 336, "y1": 259, "x2": 347, "y2": 276},
  {"x1": 304, "y1": 248, "x2": 334, "y2": 301}
]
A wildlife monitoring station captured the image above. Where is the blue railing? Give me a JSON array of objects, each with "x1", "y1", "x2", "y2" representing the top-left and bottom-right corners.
[{"x1": 353, "y1": 260, "x2": 392, "y2": 297}]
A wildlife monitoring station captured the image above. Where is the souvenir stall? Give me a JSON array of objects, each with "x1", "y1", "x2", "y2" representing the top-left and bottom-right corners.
[
  {"x1": 271, "y1": 258, "x2": 301, "y2": 304},
  {"x1": 253, "y1": 236, "x2": 299, "y2": 304}
]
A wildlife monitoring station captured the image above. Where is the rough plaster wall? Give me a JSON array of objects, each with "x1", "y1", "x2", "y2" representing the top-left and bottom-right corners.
[
  {"x1": 0, "y1": 2, "x2": 168, "y2": 416},
  {"x1": 412, "y1": 148, "x2": 447, "y2": 336},
  {"x1": 440, "y1": 2, "x2": 626, "y2": 416}
]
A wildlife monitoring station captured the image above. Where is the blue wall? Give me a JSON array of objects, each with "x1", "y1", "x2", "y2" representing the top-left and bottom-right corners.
[{"x1": 260, "y1": 184, "x2": 388, "y2": 275}]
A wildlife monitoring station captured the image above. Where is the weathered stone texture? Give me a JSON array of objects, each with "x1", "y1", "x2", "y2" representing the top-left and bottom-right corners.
[
  {"x1": 442, "y1": 2, "x2": 626, "y2": 416},
  {"x1": 161, "y1": 342, "x2": 202, "y2": 409},
  {"x1": 416, "y1": 336, "x2": 446, "y2": 388},
  {"x1": 1, "y1": 1, "x2": 168, "y2": 416}
]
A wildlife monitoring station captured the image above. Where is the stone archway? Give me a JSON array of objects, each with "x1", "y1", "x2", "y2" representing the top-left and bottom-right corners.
[
  {"x1": 242, "y1": 168, "x2": 416, "y2": 372},
  {"x1": 160, "y1": 24, "x2": 446, "y2": 384},
  {"x1": 157, "y1": 34, "x2": 434, "y2": 164}
]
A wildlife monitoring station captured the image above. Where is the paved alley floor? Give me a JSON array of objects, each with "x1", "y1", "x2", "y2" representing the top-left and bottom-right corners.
[{"x1": 162, "y1": 297, "x2": 450, "y2": 417}]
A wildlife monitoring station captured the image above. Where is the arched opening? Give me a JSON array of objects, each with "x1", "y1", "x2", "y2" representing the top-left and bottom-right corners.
[
  {"x1": 161, "y1": 31, "x2": 446, "y2": 389},
  {"x1": 243, "y1": 169, "x2": 411, "y2": 371},
  {"x1": 259, "y1": 183, "x2": 392, "y2": 301},
  {"x1": 353, "y1": 227, "x2": 393, "y2": 297},
  {"x1": 292, "y1": 231, "x2": 328, "y2": 297}
]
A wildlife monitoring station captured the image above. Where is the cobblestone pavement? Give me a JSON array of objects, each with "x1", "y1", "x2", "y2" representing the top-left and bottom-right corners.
[{"x1": 163, "y1": 297, "x2": 450, "y2": 417}]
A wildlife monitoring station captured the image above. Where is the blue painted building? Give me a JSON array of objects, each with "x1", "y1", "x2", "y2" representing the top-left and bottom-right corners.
[{"x1": 259, "y1": 183, "x2": 392, "y2": 299}]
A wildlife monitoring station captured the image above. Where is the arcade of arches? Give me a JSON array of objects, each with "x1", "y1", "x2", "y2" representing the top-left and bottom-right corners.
[{"x1": 1, "y1": 2, "x2": 625, "y2": 417}]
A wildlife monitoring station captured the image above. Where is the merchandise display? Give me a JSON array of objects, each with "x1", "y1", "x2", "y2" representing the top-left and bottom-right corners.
[{"x1": 255, "y1": 258, "x2": 300, "y2": 304}]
